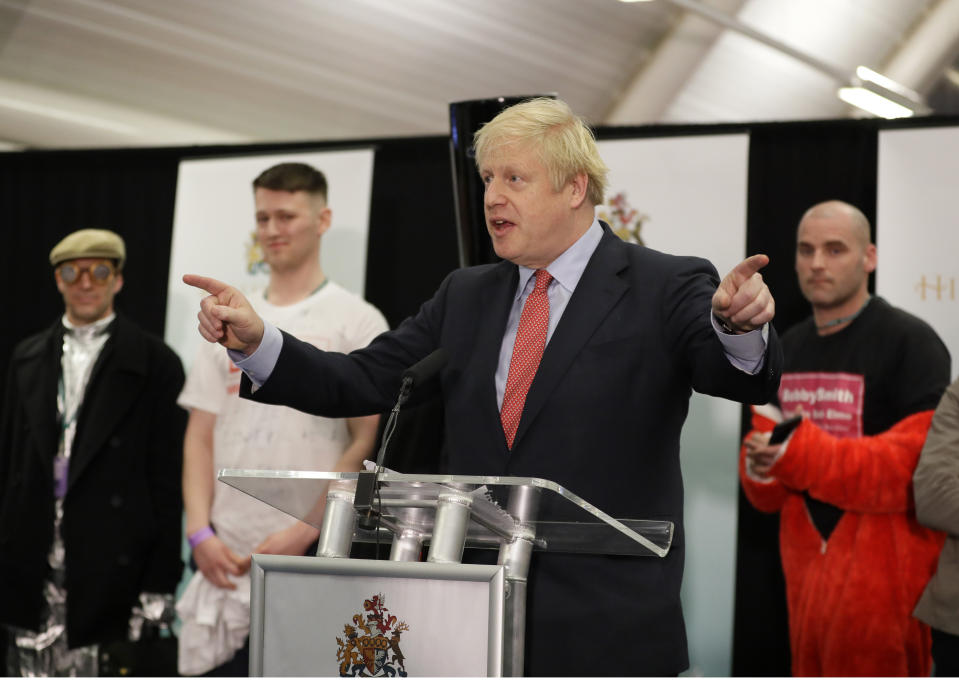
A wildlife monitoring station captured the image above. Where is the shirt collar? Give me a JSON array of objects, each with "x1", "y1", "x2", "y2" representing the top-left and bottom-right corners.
[
  {"x1": 62, "y1": 312, "x2": 115, "y2": 337},
  {"x1": 515, "y1": 218, "x2": 604, "y2": 297}
]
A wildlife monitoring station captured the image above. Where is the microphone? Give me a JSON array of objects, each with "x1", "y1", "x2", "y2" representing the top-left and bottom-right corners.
[
  {"x1": 402, "y1": 347, "x2": 449, "y2": 389},
  {"x1": 355, "y1": 349, "x2": 448, "y2": 530}
]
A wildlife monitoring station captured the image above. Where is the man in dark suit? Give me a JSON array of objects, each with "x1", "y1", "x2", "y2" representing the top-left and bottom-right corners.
[
  {"x1": 185, "y1": 98, "x2": 781, "y2": 675},
  {"x1": 0, "y1": 229, "x2": 186, "y2": 676}
]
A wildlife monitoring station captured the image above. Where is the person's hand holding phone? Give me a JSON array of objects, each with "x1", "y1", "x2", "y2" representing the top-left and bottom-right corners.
[{"x1": 745, "y1": 415, "x2": 802, "y2": 479}]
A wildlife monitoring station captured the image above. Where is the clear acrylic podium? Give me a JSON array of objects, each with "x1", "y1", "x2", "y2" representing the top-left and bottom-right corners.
[{"x1": 220, "y1": 468, "x2": 674, "y2": 676}]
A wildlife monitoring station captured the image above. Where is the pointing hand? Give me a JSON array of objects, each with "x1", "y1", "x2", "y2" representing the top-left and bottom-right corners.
[
  {"x1": 712, "y1": 254, "x2": 775, "y2": 332},
  {"x1": 183, "y1": 274, "x2": 265, "y2": 355}
]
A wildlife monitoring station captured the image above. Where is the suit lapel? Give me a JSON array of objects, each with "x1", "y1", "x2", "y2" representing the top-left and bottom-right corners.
[
  {"x1": 512, "y1": 228, "x2": 629, "y2": 449},
  {"x1": 470, "y1": 262, "x2": 518, "y2": 454}
]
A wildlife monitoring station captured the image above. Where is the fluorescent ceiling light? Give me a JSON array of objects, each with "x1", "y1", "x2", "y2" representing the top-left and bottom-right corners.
[
  {"x1": 837, "y1": 87, "x2": 914, "y2": 119},
  {"x1": 856, "y1": 66, "x2": 922, "y2": 102},
  {"x1": 837, "y1": 65, "x2": 930, "y2": 119}
]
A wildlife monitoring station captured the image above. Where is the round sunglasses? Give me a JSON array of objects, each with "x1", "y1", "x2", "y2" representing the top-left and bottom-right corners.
[{"x1": 58, "y1": 261, "x2": 116, "y2": 285}]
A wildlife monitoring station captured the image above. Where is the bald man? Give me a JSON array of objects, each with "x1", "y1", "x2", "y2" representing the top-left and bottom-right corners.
[{"x1": 740, "y1": 200, "x2": 950, "y2": 675}]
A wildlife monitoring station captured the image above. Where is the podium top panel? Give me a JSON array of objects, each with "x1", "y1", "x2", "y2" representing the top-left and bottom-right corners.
[{"x1": 218, "y1": 469, "x2": 673, "y2": 558}]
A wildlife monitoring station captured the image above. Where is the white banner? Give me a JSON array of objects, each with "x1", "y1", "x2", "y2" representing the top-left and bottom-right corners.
[
  {"x1": 598, "y1": 134, "x2": 750, "y2": 677},
  {"x1": 877, "y1": 126, "x2": 959, "y2": 379},
  {"x1": 164, "y1": 148, "x2": 375, "y2": 369}
]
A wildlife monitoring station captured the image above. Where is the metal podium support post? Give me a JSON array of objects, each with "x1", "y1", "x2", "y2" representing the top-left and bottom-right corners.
[
  {"x1": 427, "y1": 490, "x2": 473, "y2": 564},
  {"x1": 499, "y1": 529, "x2": 534, "y2": 676},
  {"x1": 390, "y1": 528, "x2": 425, "y2": 561},
  {"x1": 389, "y1": 483, "x2": 430, "y2": 561},
  {"x1": 316, "y1": 485, "x2": 355, "y2": 558},
  {"x1": 499, "y1": 485, "x2": 541, "y2": 677}
]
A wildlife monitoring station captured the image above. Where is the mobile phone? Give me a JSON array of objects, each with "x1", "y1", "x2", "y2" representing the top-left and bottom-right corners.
[{"x1": 768, "y1": 414, "x2": 802, "y2": 445}]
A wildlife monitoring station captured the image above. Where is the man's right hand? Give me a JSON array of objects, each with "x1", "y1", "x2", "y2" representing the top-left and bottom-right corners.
[
  {"x1": 183, "y1": 274, "x2": 264, "y2": 355},
  {"x1": 192, "y1": 535, "x2": 249, "y2": 590}
]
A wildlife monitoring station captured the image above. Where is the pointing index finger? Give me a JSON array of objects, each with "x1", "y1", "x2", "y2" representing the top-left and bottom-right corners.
[
  {"x1": 733, "y1": 254, "x2": 770, "y2": 281},
  {"x1": 183, "y1": 273, "x2": 230, "y2": 296}
]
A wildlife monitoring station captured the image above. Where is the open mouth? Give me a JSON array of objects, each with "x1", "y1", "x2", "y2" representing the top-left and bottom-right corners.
[{"x1": 489, "y1": 219, "x2": 515, "y2": 234}]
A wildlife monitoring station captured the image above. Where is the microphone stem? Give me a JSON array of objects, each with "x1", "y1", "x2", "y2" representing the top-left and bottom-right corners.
[{"x1": 374, "y1": 376, "x2": 412, "y2": 470}]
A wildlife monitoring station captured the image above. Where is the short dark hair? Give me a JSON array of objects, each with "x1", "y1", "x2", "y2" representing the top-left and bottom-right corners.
[{"x1": 252, "y1": 162, "x2": 328, "y2": 202}]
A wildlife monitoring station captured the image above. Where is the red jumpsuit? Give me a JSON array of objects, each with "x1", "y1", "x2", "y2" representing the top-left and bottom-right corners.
[{"x1": 741, "y1": 409, "x2": 944, "y2": 676}]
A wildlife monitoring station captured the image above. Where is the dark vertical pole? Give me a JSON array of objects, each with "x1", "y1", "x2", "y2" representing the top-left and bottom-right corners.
[{"x1": 448, "y1": 95, "x2": 555, "y2": 267}]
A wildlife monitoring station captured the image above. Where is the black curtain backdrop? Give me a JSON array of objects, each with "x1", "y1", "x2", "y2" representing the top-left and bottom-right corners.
[
  {"x1": 0, "y1": 147, "x2": 182, "y2": 372},
  {"x1": 4, "y1": 114, "x2": 959, "y2": 675},
  {"x1": 365, "y1": 137, "x2": 459, "y2": 328}
]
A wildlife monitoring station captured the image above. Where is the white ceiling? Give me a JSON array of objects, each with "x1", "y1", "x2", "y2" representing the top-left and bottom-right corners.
[{"x1": 1, "y1": 0, "x2": 958, "y2": 150}]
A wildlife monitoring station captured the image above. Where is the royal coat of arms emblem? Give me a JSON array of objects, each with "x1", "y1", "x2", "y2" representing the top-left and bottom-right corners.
[
  {"x1": 336, "y1": 594, "x2": 409, "y2": 677},
  {"x1": 597, "y1": 191, "x2": 648, "y2": 246}
]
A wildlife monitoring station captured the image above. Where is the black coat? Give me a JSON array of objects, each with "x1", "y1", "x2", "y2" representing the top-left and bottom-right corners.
[
  {"x1": 245, "y1": 226, "x2": 782, "y2": 675},
  {"x1": 0, "y1": 314, "x2": 186, "y2": 648}
]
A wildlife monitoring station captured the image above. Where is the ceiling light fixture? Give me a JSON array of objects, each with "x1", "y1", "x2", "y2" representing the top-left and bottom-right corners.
[
  {"x1": 837, "y1": 86, "x2": 914, "y2": 119},
  {"x1": 836, "y1": 65, "x2": 930, "y2": 119}
]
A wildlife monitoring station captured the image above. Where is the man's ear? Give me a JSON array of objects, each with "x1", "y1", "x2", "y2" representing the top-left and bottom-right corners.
[
  {"x1": 863, "y1": 243, "x2": 877, "y2": 274},
  {"x1": 568, "y1": 172, "x2": 588, "y2": 209},
  {"x1": 113, "y1": 272, "x2": 124, "y2": 295},
  {"x1": 316, "y1": 206, "x2": 332, "y2": 237}
]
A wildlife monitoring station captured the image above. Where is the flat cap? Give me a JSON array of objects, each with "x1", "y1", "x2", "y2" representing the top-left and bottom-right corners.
[{"x1": 49, "y1": 229, "x2": 126, "y2": 269}]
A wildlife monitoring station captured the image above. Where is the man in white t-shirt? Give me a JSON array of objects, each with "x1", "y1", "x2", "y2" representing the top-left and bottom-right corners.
[{"x1": 176, "y1": 162, "x2": 388, "y2": 676}]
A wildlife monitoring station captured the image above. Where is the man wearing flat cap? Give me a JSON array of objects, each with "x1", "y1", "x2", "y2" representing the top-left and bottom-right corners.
[{"x1": 0, "y1": 229, "x2": 187, "y2": 676}]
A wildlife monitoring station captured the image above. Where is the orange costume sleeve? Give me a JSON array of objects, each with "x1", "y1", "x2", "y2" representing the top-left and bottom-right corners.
[{"x1": 770, "y1": 410, "x2": 933, "y2": 513}]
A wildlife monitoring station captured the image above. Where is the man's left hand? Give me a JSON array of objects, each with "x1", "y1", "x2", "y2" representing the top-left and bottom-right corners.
[{"x1": 712, "y1": 254, "x2": 775, "y2": 332}]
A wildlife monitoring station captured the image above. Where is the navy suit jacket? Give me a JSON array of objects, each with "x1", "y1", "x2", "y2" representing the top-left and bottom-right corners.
[{"x1": 244, "y1": 225, "x2": 782, "y2": 675}]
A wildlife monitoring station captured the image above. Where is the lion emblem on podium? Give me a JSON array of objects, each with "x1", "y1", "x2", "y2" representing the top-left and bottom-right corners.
[{"x1": 336, "y1": 593, "x2": 409, "y2": 677}]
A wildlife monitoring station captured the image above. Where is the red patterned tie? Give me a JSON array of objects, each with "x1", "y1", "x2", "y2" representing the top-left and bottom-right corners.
[{"x1": 501, "y1": 269, "x2": 553, "y2": 449}]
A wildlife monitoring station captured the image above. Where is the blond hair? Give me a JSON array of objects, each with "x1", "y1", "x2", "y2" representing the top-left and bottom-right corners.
[{"x1": 473, "y1": 98, "x2": 608, "y2": 206}]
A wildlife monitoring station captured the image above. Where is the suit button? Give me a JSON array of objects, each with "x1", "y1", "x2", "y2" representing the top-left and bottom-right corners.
[
  {"x1": 110, "y1": 494, "x2": 123, "y2": 508},
  {"x1": 117, "y1": 554, "x2": 131, "y2": 567},
  {"x1": 109, "y1": 436, "x2": 122, "y2": 448}
]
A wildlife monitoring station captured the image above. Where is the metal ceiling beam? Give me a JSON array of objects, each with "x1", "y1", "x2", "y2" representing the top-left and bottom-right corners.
[
  {"x1": 660, "y1": 0, "x2": 930, "y2": 117},
  {"x1": 666, "y1": 0, "x2": 851, "y2": 83},
  {"x1": 884, "y1": 0, "x2": 959, "y2": 95},
  {"x1": 605, "y1": 0, "x2": 747, "y2": 125}
]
